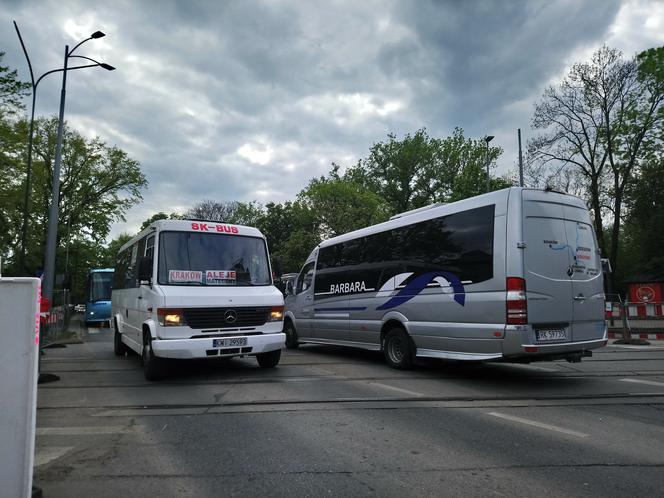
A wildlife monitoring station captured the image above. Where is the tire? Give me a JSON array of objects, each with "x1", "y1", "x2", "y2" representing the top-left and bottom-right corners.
[
  {"x1": 256, "y1": 349, "x2": 281, "y2": 368},
  {"x1": 142, "y1": 332, "x2": 165, "y2": 381},
  {"x1": 113, "y1": 320, "x2": 127, "y2": 356},
  {"x1": 383, "y1": 328, "x2": 414, "y2": 370},
  {"x1": 284, "y1": 321, "x2": 299, "y2": 349}
]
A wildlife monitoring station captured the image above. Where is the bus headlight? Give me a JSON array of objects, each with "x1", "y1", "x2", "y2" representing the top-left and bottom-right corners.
[
  {"x1": 157, "y1": 308, "x2": 187, "y2": 326},
  {"x1": 269, "y1": 306, "x2": 284, "y2": 321}
]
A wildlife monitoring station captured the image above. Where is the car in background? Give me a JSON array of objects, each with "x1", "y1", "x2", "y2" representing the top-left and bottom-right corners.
[
  {"x1": 275, "y1": 273, "x2": 299, "y2": 296},
  {"x1": 74, "y1": 304, "x2": 85, "y2": 314}
]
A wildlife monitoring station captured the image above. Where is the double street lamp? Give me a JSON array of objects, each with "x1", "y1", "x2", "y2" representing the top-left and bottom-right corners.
[{"x1": 13, "y1": 21, "x2": 115, "y2": 307}]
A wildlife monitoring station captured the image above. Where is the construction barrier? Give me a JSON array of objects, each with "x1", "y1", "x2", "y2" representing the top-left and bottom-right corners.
[{"x1": 606, "y1": 301, "x2": 664, "y2": 340}]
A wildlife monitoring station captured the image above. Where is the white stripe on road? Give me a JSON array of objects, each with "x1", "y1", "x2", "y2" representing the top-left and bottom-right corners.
[
  {"x1": 368, "y1": 382, "x2": 423, "y2": 397},
  {"x1": 34, "y1": 447, "x2": 74, "y2": 467},
  {"x1": 487, "y1": 411, "x2": 589, "y2": 438},
  {"x1": 621, "y1": 378, "x2": 664, "y2": 388},
  {"x1": 36, "y1": 426, "x2": 136, "y2": 436}
]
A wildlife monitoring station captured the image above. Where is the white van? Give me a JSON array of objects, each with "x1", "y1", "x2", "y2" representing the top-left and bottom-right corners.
[
  {"x1": 112, "y1": 219, "x2": 285, "y2": 380},
  {"x1": 284, "y1": 187, "x2": 607, "y2": 368}
]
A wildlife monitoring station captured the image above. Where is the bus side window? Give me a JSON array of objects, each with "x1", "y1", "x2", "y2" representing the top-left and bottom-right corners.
[
  {"x1": 126, "y1": 244, "x2": 138, "y2": 288},
  {"x1": 296, "y1": 262, "x2": 315, "y2": 294},
  {"x1": 145, "y1": 235, "x2": 155, "y2": 260},
  {"x1": 113, "y1": 250, "x2": 127, "y2": 290}
]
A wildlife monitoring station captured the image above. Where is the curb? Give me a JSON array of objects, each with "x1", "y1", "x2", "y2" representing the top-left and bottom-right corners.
[{"x1": 607, "y1": 330, "x2": 664, "y2": 340}]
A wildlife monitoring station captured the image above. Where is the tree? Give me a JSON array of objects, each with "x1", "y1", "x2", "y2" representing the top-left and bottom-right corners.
[
  {"x1": 1, "y1": 117, "x2": 147, "y2": 276},
  {"x1": 358, "y1": 128, "x2": 503, "y2": 214},
  {"x1": 140, "y1": 211, "x2": 181, "y2": 230},
  {"x1": 297, "y1": 165, "x2": 389, "y2": 238},
  {"x1": 0, "y1": 51, "x2": 30, "y2": 116},
  {"x1": 620, "y1": 159, "x2": 664, "y2": 282},
  {"x1": 529, "y1": 45, "x2": 664, "y2": 281},
  {"x1": 255, "y1": 201, "x2": 319, "y2": 273},
  {"x1": 184, "y1": 199, "x2": 260, "y2": 224}
]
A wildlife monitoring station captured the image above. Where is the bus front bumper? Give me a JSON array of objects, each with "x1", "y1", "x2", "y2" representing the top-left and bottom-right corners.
[{"x1": 151, "y1": 333, "x2": 286, "y2": 359}]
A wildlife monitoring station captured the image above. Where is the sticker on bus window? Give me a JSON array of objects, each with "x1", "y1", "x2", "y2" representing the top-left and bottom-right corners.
[
  {"x1": 168, "y1": 270, "x2": 203, "y2": 284},
  {"x1": 205, "y1": 270, "x2": 237, "y2": 285}
]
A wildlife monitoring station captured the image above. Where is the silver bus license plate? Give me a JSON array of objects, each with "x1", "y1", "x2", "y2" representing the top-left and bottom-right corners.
[
  {"x1": 213, "y1": 337, "x2": 248, "y2": 348},
  {"x1": 536, "y1": 329, "x2": 567, "y2": 342}
]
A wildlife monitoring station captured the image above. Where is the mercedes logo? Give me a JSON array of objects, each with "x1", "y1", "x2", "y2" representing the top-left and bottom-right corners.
[{"x1": 224, "y1": 309, "x2": 238, "y2": 324}]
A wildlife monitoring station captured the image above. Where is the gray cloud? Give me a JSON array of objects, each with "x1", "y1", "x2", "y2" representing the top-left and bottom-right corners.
[{"x1": 0, "y1": 0, "x2": 661, "y2": 241}]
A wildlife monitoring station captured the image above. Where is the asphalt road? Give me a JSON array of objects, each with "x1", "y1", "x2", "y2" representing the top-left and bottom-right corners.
[{"x1": 34, "y1": 319, "x2": 664, "y2": 497}]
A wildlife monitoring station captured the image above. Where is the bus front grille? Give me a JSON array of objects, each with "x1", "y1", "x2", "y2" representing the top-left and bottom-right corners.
[{"x1": 183, "y1": 307, "x2": 270, "y2": 329}]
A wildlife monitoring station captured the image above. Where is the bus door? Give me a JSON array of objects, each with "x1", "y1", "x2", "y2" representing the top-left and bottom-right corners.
[
  {"x1": 522, "y1": 193, "x2": 574, "y2": 343},
  {"x1": 291, "y1": 261, "x2": 316, "y2": 339}
]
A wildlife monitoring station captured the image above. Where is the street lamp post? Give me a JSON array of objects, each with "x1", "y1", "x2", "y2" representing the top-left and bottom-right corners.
[
  {"x1": 13, "y1": 22, "x2": 114, "y2": 307},
  {"x1": 484, "y1": 135, "x2": 494, "y2": 193}
]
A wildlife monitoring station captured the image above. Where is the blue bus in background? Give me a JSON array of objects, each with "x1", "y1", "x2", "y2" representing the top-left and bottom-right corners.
[{"x1": 85, "y1": 268, "x2": 114, "y2": 327}]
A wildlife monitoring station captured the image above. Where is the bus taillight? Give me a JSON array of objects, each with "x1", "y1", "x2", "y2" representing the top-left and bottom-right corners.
[{"x1": 506, "y1": 277, "x2": 528, "y2": 325}]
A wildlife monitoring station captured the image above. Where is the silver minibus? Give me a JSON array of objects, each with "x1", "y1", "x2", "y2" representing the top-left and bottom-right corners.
[{"x1": 283, "y1": 187, "x2": 607, "y2": 368}]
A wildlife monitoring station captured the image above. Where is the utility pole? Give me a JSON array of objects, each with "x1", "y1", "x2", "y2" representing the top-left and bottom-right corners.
[{"x1": 518, "y1": 128, "x2": 524, "y2": 187}]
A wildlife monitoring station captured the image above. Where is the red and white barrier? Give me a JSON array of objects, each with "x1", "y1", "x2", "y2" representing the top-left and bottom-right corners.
[{"x1": 607, "y1": 301, "x2": 664, "y2": 340}]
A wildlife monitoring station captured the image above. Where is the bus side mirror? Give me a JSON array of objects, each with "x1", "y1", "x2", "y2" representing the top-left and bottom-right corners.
[{"x1": 138, "y1": 257, "x2": 153, "y2": 284}]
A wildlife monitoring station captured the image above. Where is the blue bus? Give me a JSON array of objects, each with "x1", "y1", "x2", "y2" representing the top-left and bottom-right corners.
[{"x1": 85, "y1": 268, "x2": 114, "y2": 327}]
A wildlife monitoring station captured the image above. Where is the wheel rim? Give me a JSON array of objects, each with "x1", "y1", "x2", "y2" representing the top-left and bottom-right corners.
[{"x1": 387, "y1": 336, "x2": 405, "y2": 364}]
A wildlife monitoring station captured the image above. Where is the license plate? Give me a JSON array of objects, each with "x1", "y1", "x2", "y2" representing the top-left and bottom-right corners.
[
  {"x1": 536, "y1": 328, "x2": 567, "y2": 342},
  {"x1": 213, "y1": 337, "x2": 248, "y2": 348}
]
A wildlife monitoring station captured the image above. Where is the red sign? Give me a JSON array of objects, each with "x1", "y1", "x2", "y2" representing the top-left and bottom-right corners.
[
  {"x1": 628, "y1": 282, "x2": 663, "y2": 303},
  {"x1": 190, "y1": 222, "x2": 239, "y2": 234}
]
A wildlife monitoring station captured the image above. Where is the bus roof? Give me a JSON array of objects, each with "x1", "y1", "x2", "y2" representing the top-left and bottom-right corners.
[
  {"x1": 118, "y1": 219, "x2": 265, "y2": 254},
  {"x1": 316, "y1": 187, "x2": 585, "y2": 250}
]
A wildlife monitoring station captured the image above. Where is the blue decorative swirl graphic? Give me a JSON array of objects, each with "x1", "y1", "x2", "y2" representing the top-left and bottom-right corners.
[{"x1": 376, "y1": 271, "x2": 465, "y2": 310}]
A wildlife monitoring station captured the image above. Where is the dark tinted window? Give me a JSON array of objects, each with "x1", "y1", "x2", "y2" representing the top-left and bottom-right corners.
[
  {"x1": 315, "y1": 205, "x2": 495, "y2": 295},
  {"x1": 113, "y1": 248, "x2": 131, "y2": 290},
  {"x1": 145, "y1": 235, "x2": 155, "y2": 260},
  {"x1": 296, "y1": 262, "x2": 315, "y2": 294}
]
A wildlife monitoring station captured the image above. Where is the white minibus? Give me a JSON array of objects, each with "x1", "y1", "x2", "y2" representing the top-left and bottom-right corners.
[
  {"x1": 284, "y1": 187, "x2": 607, "y2": 368},
  {"x1": 112, "y1": 219, "x2": 285, "y2": 380}
]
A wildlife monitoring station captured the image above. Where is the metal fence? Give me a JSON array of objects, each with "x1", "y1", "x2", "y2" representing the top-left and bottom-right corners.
[{"x1": 41, "y1": 289, "x2": 73, "y2": 346}]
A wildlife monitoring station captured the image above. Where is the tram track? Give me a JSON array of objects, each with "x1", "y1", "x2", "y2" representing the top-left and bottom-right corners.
[
  {"x1": 36, "y1": 368, "x2": 664, "y2": 389},
  {"x1": 36, "y1": 390, "x2": 664, "y2": 416}
]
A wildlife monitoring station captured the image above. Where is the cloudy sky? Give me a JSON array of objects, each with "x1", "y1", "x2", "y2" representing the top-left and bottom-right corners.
[{"x1": 1, "y1": 0, "x2": 663, "y2": 239}]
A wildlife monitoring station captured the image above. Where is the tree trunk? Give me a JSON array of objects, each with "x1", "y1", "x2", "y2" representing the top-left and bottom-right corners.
[
  {"x1": 589, "y1": 178, "x2": 606, "y2": 257},
  {"x1": 609, "y1": 174, "x2": 623, "y2": 291}
]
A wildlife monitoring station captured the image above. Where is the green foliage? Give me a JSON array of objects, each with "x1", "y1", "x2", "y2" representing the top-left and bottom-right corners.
[
  {"x1": 254, "y1": 201, "x2": 318, "y2": 273},
  {"x1": 0, "y1": 51, "x2": 30, "y2": 117},
  {"x1": 1, "y1": 116, "x2": 147, "y2": 290},
  {"x1": 100, "y1": 232, "x2": 133, "y2": 267},
  {"x1": 297, "y1": 168, "x2": 389, "y2": 238},
  {"x1": 620, "y1": 160, "x2": 664, "y2": 282},
  {"x1": 359, "y1": 128, "x2": 504, "y2": 214},
  {"x1": 140, "y1": 212, "x2": 182, "y2": 230}
]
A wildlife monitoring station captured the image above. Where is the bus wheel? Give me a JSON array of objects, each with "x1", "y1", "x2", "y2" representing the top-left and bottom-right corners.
[
  {"x1": 284, "y1": 321, "x2": 299, "y2": 349},
  {"x1": 142, "y1": 332, "x2": 164, "y2": 381},
  {"x1": 384, "y1": 328, "x2": 414, "y2": 370},
  {"x1": 256, "y1": 349, "x2": 281, "y2": 368},
  {"x1": 113, "y1": 320, "x2": 127, "y2": 356}
]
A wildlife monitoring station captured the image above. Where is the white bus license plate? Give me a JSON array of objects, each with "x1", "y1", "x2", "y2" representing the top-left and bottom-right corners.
[
  {"x1": 536, "y1": 329, "x2": 567, "y2": 342},
  {"x1": 213, "y1": 337, "x2": 248, "y2": 348}
]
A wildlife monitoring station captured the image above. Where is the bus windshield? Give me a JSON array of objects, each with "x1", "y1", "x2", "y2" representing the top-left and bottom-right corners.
[
  {"x1": 157, "y1": 231, "x2": 271, "y2": 286},
  {"x1": 88, "y1": 272, "x2": 113, "y2": 301}
]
